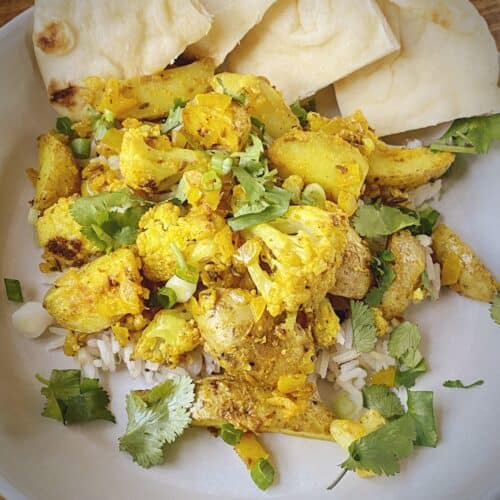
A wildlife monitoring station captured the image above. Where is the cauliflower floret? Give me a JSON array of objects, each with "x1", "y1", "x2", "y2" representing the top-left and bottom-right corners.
[
  {"x1": 119, "y1": 123, "x2": 208, "y2": 193},
  {"x1": 236, "y1": 205, "x2": 347, "y2": 316},
  {"x1": 36, "y1": 195, "x2": 101, "y2": 272},
  {"x1": 182, "y1": 93, "x2": 251, "y2": 152},
  {"x1": 312, "y1": 297, "x2": 340, "y2": 348},
  {"x1": 43, "y1": 248, "x2": 146, "y2": 333},
  {"x1": 134, "y1": 304, "x2": 201, "y2": 366},
  {"x1": 136, "y1": 203, "x2": 234, "y2": 285},
  {"x1": 81, "y1": 158, "x2": 124, "y2": 196}
]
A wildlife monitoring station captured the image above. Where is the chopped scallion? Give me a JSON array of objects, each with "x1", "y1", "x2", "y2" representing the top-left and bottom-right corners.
[
  {"x1": 55, "y1": 117, "x2": 73, "y2": 136},
  {"x1": 4, "y1": 278, "x2": 24, "y2": 303},
  {"x1": 201, "y1": 170, "x2": 222, "y2": 191},
  {"x1": 71, "y1": 138, "x2": 91, "y2": 159},
  {"x1": 156, "y1": 287, "x2": 177, "y2": 309},
  {"x1": 301, "y1": 183, "x2": 326, "y2": 208},
  {"x1": 220, "y1": 423, "x2": 244, "y2": 446},
  {"x1": 250, "y1": 458, "x2": 275, "y2": 490},
  {"x1": 170, "y1": 243, "x2": 199, "y2": 284},
  {"x1": 210, "y1": 152, "x2": 233, "y2": 175}
]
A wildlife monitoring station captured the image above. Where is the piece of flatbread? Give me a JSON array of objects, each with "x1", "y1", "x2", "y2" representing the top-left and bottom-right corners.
[
  {"x1": 226, "y1": 0, "x2": 400, "y2": 104},
  {"x1": 33, "y1": 0, "x2": 212, "y2": 118},
  {"x1": 185, "y1": 0, "x2": 277, "y2": 66},
  {"x1": 335, "y1": 0, "x2": 500, "y2": 137}
]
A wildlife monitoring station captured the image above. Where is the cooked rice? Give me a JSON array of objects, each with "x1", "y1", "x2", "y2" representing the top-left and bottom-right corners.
[
  {"x1": 407, "y1": 179, "x2": 442, "y2": 209},
  {"x1": 417, "y1": 234, "x2": 441, "y2": 299}
]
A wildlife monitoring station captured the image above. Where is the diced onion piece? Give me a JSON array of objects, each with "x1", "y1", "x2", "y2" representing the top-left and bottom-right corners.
[
  {"x1": 12, "y1": 301, "x2": 54, "y2": 338},
  {"x1": 165, "y1": 275, "x2": 197, "y2": 303}
]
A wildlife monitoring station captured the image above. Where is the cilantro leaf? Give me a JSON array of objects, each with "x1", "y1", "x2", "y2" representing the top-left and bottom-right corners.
[
  {"x1": 216, "y1": 77, "x2": 247, "y2": 105},
  {"x1": 365, "y1": 250, "x2": 395, "y2": 306},
  {"x1": 351, "y1": 300, "x2": 377, "y2": 353},
  {"x1": 388, "y1": 321, "x2": 422, "y2": 369},
  {"x1": 352, "y1": 203, "x2": 419, "y2": 238},
  {"x1": 430, "y1": 113, "x2": 500, "y2": 154},
  {"x1": 443, "y1": 379, "x2": 484, "y2": 389},
  {"x1": 362, "y1": 384, "x2": 405, "y2": 419},
  {"x1": 70, "y1": 189, "x2": 153, "y2": 252},
  {"x1": 490, "y1": 294, "x2": 500, "y2": 326},
  {"x1": 119, "y1": 376, "x2": 194, "y2": 468},
  {"x1": 413, "y1": 205, "x2": 440, "y2": 236},
  {"x1": 37, "y1": 369, "x2": 115, "y2": 425},
  {"x1": 291, "y1": 100, "x2": 308, "y2": 127},
  {"x1": 420, "y1": 271, "x2": 434, "y2": 300},
  {"x1": 395, "y1": 359, "x2": 427, "y2": 388},
  {"x1": 160, "y1": 98, "x2": 186, "y2": 134},
  {"x1": 407, "y1": 390, "x2": 438, "y2": 447},
  {"x1": 342, "y1": 414, "x2": 417, "y2": 475}
]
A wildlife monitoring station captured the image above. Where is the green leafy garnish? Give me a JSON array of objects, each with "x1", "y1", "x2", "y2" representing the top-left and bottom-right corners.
[
  {"x1": 156, "y1": 286, "x2": 177, "y2": 309},
  {"x1": 388, "y1": 321, "x2": 423, "y2": 369},
  {"x1": 4, "y1": 278, "x2": 23, "y2": 303},
  {"x1": 407, "y1": 390, "x2": 438, "y2": 447},
  {"x1": 55, "y1": 116, "x2": 73, "y2": 136},
  {"x1": 352, "y1": 203, "x2": 419, "y2": 238},
  {"x1": 351, "y1": 300, "x2": 377, "y2": 353},
  {"x1": 490, "y1": 294, "x2": 500, "y2": 326},
  {"x1": 90, "y1": 108, "x2": 115, "y2": 141},
  {"x1": 220, "y1": 423, "x2": 244, "y2": 446},
  {"x1": 71, "y1": 137, "x2": 91, "y2": 159},
  {"x1": 341, "y1": 414, "x2": 417, "y2": 475},
  {"x1": 250, "y1": 458, "x2": 275, "y2": 490},
  {"x1": 430, "y1": 114, "x2": 500, "y2": 154},
  {"x1": 443, "y1": 379, "x2": 484, "y2": 389},
  {"x1": 170, "y1": 242, "x2": 199, "y2": 284},
  {"x1": 411, "y1": 205, "x2": 440, "y2": 236},
  {"x1": 70, "y1": 189, "x2": 153, "y2": 252},
  {"x1": 420, "y1": 271, "x2": 434, "y2": 300},
  {"x1": 362, "y1": 384, "x2": 405, "y2": 419},
  {"x1": 216, "y1": 77, "x2": 247, "y2": 105},
  {"x1": 291, "y1": 100, "x2": 309, "y2": 127},
  {"x1": 119, "y1": 376, "x2": 195, "y2": 468},
  {"x1": 395, "y1": 359, "x2": 427, "y2": 388},
  {"x1": 160, "y1": 98, "x2": 186, "y2": 134},
  {"x1": 364, "y1": 250, "x2": 395, "y2": 306},
  {"x1": 36, "y1": 369, "x2": 115, "y2": 425}
]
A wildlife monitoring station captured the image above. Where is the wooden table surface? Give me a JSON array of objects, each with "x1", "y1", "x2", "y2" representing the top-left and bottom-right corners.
[{"x1": 1, "y1": 0, "x2": 499, "y2": 48}]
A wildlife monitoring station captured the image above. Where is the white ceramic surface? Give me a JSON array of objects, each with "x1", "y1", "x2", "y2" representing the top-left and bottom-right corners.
[{"x1": 1, "y1": 10, "x2": 500, "y2": 500}]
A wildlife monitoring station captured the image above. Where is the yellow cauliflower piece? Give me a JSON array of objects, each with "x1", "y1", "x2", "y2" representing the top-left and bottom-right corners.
[
  {"x1": 43, "y1": 248, "x2": 146, "y2": 333},
  {"x1": 136, "y1": 203, "x2": 234, "y2": 284},
  {"x1": 237, "y1": 205, "x2": 347, "y2": 316},
  {"x1": 81, "y1": 159, "x2": 124, "y2": 196},
  {"x1": 313, "y1": 297, "x2": 341, "y2": 348},
  {"x1": 134, "y1": 305, "x2": 201, "y2": 366},
  {"x1": 36, "y1": 195, "x2": 101, "y2": 271},
  {"x1": 182, "y1": 93, "x2": 251, "y2": 152},
  {"x1": 119, "y1": 123, "x2": 208, "y2": 193}
]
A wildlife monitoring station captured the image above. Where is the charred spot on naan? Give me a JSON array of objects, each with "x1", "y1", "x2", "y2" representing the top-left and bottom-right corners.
[
  {"x1": 47, "y1": 81, "x2": 83, "y2": 111},
  {"x1": 34, "y1": 21, "x2": 74, "y2": 56}
]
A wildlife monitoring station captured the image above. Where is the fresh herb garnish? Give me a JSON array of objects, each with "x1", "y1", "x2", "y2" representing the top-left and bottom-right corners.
[
  {"x1": 91, "y1": 108, "x2": 115, "y2": 141},
  {"x1": 430, "y1": 113, "x2": 500, "y2": 154},
  {"x1": 71, "y1": 137, "x2": 91, "y2": 159},
  {"x1": 420, "y1": 271, "x2": 434, "y2": 300},
  {"x1": 156, "y1": 286, "x2": 177, "y2": 309},
  {"x1": 490, "y1": 294, "x2": 500, "y2": 326},
  {"x1": 160, "y1": 98, "x2": 186, "y2": 134},
  {"x1": 365, "y1": 250, "x2": 395, "y2": 306},
  {"x1": 250, "y1": 458, "x2": 275, "y2": 490},
  {"x1": 119, "y1": 376, "x2": 194, "y2": 468},
  {"x1": 411, "y1": 205, "x2": 440, "y2": 236},
  {"x1": 36, "y1": 369, "x2": 115, "y2": 425},
  {"x1": 407, "y1": 390, "x2": 438, "y2": 447},
  {"x1": 351, "y1": 300, "x2": 377, "y2": 353},
  {"x1": 395, "y1": 359, "x2": 427, "y2": 388},
  {"x1": 388, "y1": 321, "x2": 423, "y2": 369},
  {"x1": 4, "y1": 278, "x2": 23, "y2": 303},
  {"x1": 443, "y1": 379, "x2": 484, "y2": 389},
  {"x1": 55, "y1": 116, "x2": 73, "y2": 136},
  {"x1": 70, "y1": 189, "x2": 153, "y2": 252},
  {"x1": 291, "y1": 100, "x2": 309, "y2": 127},
  {"x1": 170, "y1": 242, "x2": 199, "y2": 284},
  {"x1": 362, "y1": 384, "x2": 405, "y2": 419},
  {"x1": 341, "y1": 414, "x2": 417, "y2": 475},
  {"x1": 216, "y1": 77, "x2": 247, "y2": 105},
  {"x1": 220, "y1": 423, "x2": 244, "y2": 446}
]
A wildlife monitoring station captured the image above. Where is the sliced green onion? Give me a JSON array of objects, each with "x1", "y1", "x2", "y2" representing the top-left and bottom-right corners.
[
  {"x1": 55, "y1": 117, "x2": 73, "y2": 136},
  {"x1": 210, "y1": 152, "x2": 233, "y2": 175},
  {"x1": 4, "y1": 278, "x2": 24, "y2": 303},
  {"x1": 170, "y1": 243, "x2": 187, "y2": 269},
  {"x1": 156, "y1": 287, "x2": 177, "y2": 309},
  {"x1": 250, "y1": 458, "x2": 275, "y2": 491},
  {"x1": 220, "y1": 423, "x2": 244, "y2": 446},
  {"x1": 301, "y1": 183, "x2": 326, "y2": 208},
  {"x1": 103, "y1": 109, "x2": 115, "y2": 122},
  {"x1": 201, "y1": 170, "x2": 222, "y2": 191},
  {"x1": 165, "y1": 275, "x2": 197, "y2": 303},
  {"x1": 170, "y1": 243, "x2": 199, "y2": 284},
  {"x1": 71, "y1": 138, "x2": 91, "y2": 159}
]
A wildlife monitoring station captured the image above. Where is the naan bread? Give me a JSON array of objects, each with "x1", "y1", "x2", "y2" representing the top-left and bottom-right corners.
[
  {"x1": 33, "y1": 0, "x2": 212, "y2": 118},
  {"x1": 335, "y1": 0, "x2": 500, "y2": 136},
  {"x1": 226, "y1": 0, "x2": 399, "y2": 104},
  {"x1": 185, "y1": 0, "x2": 276, "y2": 66}
]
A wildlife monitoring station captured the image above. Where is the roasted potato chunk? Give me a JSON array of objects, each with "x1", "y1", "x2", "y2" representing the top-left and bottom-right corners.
[
  {"x1": 182, "y1": 93, "x2": 251, "y2": 152},
  {"x1": 44, "y1": 248, "x2": 146, "y2": 333},
  {"x1": 211, "y1": 73, "x2": 300, "y2": 139},
  {"x1": 432, "y1": 224, "x2": 498, "y2": 302},
  {"x1": 192, "y1": 375, "x2": 334, "y2": 441},
  {"x1": 85, "y1": 59, "x2": 215, "y2": 120},
  {"x1": 36, "y1": 195, "x2": 101, "y2": 271},
  {"x1": 119, "y1": 124, "x2": 208, "y2": 192},
  {"x1": 34, "y1": 133, "x2": 80, "y2": 212},
  {"x1": 268, "y1": 130, "x2": 369, "y2": 203},
  {"x1": 381, "y1": 231, "x2": 426, "y2": 319},
  {"x1": 367, "y1": 142, "x2": 455, "y2": 190}
]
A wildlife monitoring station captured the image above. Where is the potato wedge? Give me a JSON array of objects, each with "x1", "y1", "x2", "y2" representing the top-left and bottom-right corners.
[
  {"x1": 432, "y1": 224, "x2": 498, "y2": 302},
  {"x1": 191, "y1": 375, "x2": 334, "y2": 441},
  {"x1": 381, "y1": 230, "x2": 426, "y2": 319},
  {"x1": 34, "y1": 133, "x2": 80, "y2": 212},
  {"x1": 211, "y1": 73, "x2": 299, "y2": 139},
  {"x1": 268, "y1": 130, "x2": 369, "y2": 202},
  {"x1": 367, "y1": 142, "x2": 455, "y2": 190},
  {"x1": 85, "y1": 59, "x2": 215, "y2": 120}
]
